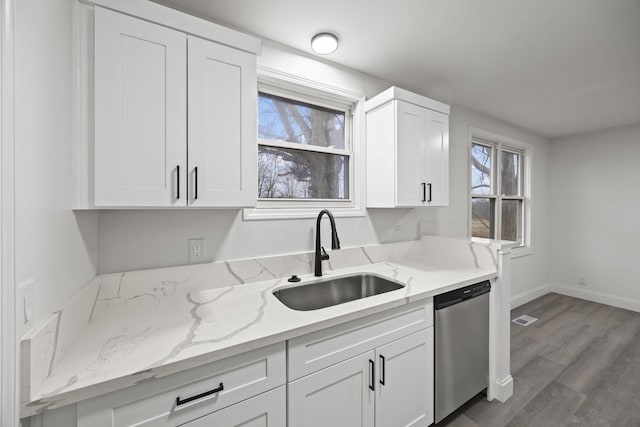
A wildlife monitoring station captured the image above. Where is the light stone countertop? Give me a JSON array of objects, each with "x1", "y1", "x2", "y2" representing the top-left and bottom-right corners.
[{"x1": 21, "y1": 238, "x2": 500, "y2": 417}]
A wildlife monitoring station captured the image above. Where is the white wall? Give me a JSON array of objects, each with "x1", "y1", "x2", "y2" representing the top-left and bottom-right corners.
[
  {"x1": 549, "y1": 122, "x2": 640, "y2": 307},
  {"x1": 441, "y1": 106, "x2": 551, "y2": 299},
  {"x1": 15, "y1": 0, "x2": 98, "y2": 331}
]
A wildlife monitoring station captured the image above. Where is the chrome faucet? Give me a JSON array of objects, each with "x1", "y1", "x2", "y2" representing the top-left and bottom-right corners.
[{"x1": 315, "y1": 209, "x2": 341, "y2": 277}]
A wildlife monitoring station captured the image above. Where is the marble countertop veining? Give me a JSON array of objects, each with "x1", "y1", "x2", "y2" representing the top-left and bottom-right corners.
[{"x1": 21, "y1": 242, "x2": 498, "y2": 417}]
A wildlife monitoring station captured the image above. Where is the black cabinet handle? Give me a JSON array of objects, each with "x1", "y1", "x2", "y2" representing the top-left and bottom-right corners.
[
  {"x1": 379, "y1": 355, "x2": 386, "y2": 385},
  {"x1": 176, "y1": 165, "x2": 180, "y2": 200},
  {"x1": 421, "y1": 182, "x2": 426, "y2": 202},
  {"x1": 369, "y1": 359, "x2": 375, "y2": 391},
  {"x1": 194, "y1": 166, "x2": 199, "y2": 200},
  {"x1": 176, "y1": 382, "x2": 223, "y2": 407},
  {"x1": 428, "y1": 183, "x2": 432, "y2": 202}
]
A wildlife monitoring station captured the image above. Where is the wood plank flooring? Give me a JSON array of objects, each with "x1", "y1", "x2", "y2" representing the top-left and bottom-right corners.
[{"x1": 439, "y1": 293, "x2": 640, "y2": 427}]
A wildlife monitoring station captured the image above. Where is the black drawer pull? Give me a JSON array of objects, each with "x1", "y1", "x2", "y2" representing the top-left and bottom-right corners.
[
  {"x1": 428, "y1": 183, "x2": 432, "y2": 202},
  {"x1": 176, "y1": 382, "x2": 223, "y2": 407},
  {"x1": 421, "y1": 182, "x2": 426, "y2": 202},
  {"x1": 379, "y1": 355, "x2": 386, "y2": 385},
  {"x1": 194, "y1": 166, "x2": 199, "y2": 200},
  {"x1": 369, "y1": 359, "x2": 375, "y2": 391},
  {"x1": 176, "y1": 165, "x2": 180, "y2": 200}
]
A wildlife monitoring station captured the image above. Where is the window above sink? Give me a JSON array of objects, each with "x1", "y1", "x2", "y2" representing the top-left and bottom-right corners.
[{"x1": 243, "y1": 68, "x2": 366, "y2": 220}]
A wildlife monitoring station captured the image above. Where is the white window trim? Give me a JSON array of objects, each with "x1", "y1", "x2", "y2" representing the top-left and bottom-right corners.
[
  {"x1": 1, "y1": 0, "x2": 17, "y2": 423},
  {"x1": 468, "y1": 127, "x2": 533, "y2": 257},
  {"x1": 243, "y1": 65, "x2": 366, "y2": 220}
]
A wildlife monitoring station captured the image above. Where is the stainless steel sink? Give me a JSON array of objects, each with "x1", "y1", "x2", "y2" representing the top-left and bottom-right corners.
[{"x1": 273, "y1": 274, "x2": 404, "y2": 311}]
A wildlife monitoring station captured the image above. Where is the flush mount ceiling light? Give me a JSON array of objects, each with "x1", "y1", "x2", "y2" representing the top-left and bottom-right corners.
[{"x1": 311, "y1": 32, "x2": 338, "y2": 55}]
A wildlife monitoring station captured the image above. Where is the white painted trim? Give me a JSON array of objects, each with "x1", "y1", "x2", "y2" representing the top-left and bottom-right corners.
[
  {"x1": 364, "y1": 86, "x2": 450, "y2": 115},
  {"x1": 510, "y1": 282, "x2": 640, "y2": 313},
  {"x1": 509, "y1": 246, "x2": 532, "y2": 259},
  {"x1": 492, "y1": 375, "x2": 514, "y2": 403},
  {"x1": 511, "y1": 283, "x2": 551, "y2": 309},
  {"x1": 549, "y1": 283, "x2": 640, "y2": 313},
  {"x1": 0, "y1": 0, "x2": 17, "y2": 425},
  {"x1": 257, "y1": 65, "x2": 363, "y2": 109},
  {"x1": 487, "y1": 248, "x2": 513, "y2": 403},
  {"x1": 467, "y1": 126, "x2": 533, "y2": 252},
  {"x1": 80, "y1": 0, "x2": 260, "y2": 54},
  {"x1": 244, "y1": 70, "x2": 366, "y2": 221}
]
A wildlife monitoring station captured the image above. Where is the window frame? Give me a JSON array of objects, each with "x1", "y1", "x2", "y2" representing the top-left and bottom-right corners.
[
  {"x1": 243, "y1": 67, "x2": 366, "y2": 220},
  {"x1": 468, "y1": 127, "x2": 532, "y2": 256}
]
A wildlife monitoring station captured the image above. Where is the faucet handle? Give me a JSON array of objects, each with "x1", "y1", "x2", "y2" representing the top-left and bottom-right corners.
[{"x1": 320, "y1": 246, "x2": 330, "y2": 261}]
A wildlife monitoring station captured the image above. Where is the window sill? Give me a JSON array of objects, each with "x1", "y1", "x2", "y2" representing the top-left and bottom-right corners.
[
  {"x1": 243, "y1": 205, "x2": 366, "y2": 221},
  {"x1": 470, "y1": 237, "x2": 531, "y2": 257},
  {"x1": 510, "y1": 245, "x2": 532, "y2": 259}
]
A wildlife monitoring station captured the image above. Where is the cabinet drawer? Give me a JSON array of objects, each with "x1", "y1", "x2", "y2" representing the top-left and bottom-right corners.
[
  {"x1": 77, "y1": 343, "x2": 285, "y2": 427},
  {"x1": 182, "y1": 385, "x2": 285, "y2": 427},
  {"x1": 288, "y1": 300, "x2": 433, "y2": 380}
]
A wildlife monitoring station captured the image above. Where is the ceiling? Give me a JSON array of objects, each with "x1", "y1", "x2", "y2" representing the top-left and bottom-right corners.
[{"x1": 154, "y1": 0, "x2": 640, "y2": 139}]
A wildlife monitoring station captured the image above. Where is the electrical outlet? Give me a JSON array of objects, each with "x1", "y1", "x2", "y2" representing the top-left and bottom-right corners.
[
  {"x1": 189, "y1": 238, "x2": 205, "y2": 263},
  {"x1": 394, "y1": 225, "x2": 403, "y2": 241},
  {"x1": 578, "y1": 275, "x2": 587, "y2": 286}
]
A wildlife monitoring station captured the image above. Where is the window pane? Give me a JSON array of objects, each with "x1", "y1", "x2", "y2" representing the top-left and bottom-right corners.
[
  {"x1": 501, "y1": 199, "x2": 523, "y2": 242},
  {"x1": 471, "y1": 198, "x2": 495, "y2": 239},
  {"x1": 258, "y1": 92, "x2": 345, "y2": 149},
  {"x1": 501, "y1": 151, "x2": 520, "y2": 196},
  {"x1": 258, "y1": 145, "x2": 349, "y2": 199},
  {"x1": 471, "y1": 143, "x2": 492, "y2": 195}
]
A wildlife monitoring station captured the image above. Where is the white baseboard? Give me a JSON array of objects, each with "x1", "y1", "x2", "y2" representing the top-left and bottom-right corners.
[
  {"x1": 511, "y1": 284, "x2": 551, "y2": 309},
  {"x1": 549, "y1": 283, "x2": 640, "y2": 313},
  {"x1": 491, "y1": 376, "x2": 514, "y2": 402},
  {"x1": 510, "y1": 282, "x2": 639, "y2": 313}
]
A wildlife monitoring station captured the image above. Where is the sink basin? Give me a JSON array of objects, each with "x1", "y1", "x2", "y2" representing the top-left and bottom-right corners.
[{"x1": 273, "y1": 274, "x2": 404, "y2": 311}]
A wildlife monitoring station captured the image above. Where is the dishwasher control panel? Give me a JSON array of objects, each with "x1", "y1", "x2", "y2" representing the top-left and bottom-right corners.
[{"x1": 434, "y1": 280, "x2": 491, "y2": 310}]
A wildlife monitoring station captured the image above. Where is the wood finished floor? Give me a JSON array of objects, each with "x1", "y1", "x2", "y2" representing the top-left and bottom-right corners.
[{"x1": 439, "y1": 293, "x2": 640, "y2": 427}]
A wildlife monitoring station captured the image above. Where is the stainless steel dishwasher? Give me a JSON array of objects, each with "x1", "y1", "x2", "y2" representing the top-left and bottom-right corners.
[{"x1": 434, "y1": 280, "x2": 491, "y2": 424}]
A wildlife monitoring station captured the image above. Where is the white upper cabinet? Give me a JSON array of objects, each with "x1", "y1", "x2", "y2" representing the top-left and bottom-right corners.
[
  {"x1": 366, "y1": 87, "x2": 449, "y2": 208},
  {"x1": 94, "y1": 8, "x2": 186, "y2": 207},
  {"x1": 187, "y1": 35, "x2": 257, "y2": 207},
  {"x1": 79, "y1": 1, "x2": 260, "y2": 208}
]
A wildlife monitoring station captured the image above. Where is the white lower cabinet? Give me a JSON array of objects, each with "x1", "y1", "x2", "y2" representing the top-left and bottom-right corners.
[
  {"x1": 182, "y1": 386, "x2": 285, "y2": 427},
  {"x1": 375, "y1": 328, "x2": 434, "y2": 427},
  {"x1": 287, "y1": 301, "x2": 435, "y2": 427},
  {"x1": 288, "y1": 351, "x2": 375, "y2": 427}
]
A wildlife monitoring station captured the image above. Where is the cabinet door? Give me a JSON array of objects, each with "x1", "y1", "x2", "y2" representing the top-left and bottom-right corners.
[
  {"x1": 375, "y1": 328, "x2": 434, "y2": 427},
  {"x1": 422, "y1": 110, "x2": 449, "y2": 206},
  {"x1": 187, "y1": 35, "x2": 257, "y2": 207},
  {"x1": 289, "y1": 351, "x2": 375, "y2": 427},
  {"x1": 94, "y1": 7, "x2": 187, "y2": 207},
  {"x1": 395, "y1": 100, "x2": 425, "y2": 206},
  {"x1": 182, "y1": 386, "x2": 285, "y2": 427}
]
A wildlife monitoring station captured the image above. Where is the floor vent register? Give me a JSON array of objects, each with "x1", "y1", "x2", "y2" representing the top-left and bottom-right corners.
[{"x1": 512, "y1": 314, "x2": 538, "y2": 326}]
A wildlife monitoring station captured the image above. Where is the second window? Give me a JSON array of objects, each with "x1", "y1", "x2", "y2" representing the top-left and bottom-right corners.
[{"x1": 471, "y1": 138, "x2": 526, "y2": 244}]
